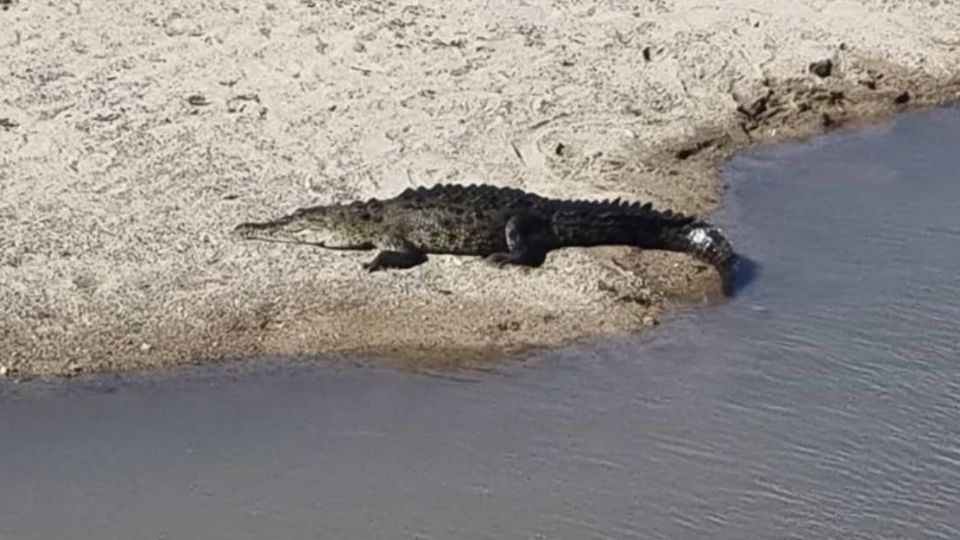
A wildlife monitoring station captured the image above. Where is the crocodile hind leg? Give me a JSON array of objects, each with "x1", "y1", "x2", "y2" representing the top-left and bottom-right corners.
[{"x1": 485, "y1": 213, "x2": 549, "y2": 268}]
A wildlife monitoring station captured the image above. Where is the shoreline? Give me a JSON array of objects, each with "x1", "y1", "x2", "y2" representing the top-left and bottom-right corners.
[{"x1": 1, "y1": 1, "x2": 958, "y2": 379}]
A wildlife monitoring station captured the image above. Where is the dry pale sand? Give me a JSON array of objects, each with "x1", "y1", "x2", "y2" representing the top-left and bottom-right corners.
[{"x1": 1, "y1": 0, "x2": 958, "y2": 378}]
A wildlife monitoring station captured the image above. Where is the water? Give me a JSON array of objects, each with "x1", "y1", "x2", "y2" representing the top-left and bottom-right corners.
[{"x1": 3, "y1": 108, "x2": 960, "y2": 539}]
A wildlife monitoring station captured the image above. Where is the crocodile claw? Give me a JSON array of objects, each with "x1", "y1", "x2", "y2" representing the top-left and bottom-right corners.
[{"x1": 484, "y1": 253, "x2": 513, "y2": 267}]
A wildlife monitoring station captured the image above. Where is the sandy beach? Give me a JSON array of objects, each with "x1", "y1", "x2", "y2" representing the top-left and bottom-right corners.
[{"x1": 1, "y1": 0, "x2": 958, "y2": 378}]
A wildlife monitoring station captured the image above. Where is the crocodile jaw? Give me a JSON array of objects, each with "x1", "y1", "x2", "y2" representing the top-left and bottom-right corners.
[
  {"x1": 233, "y1": 217, "x2": 317, "y2": 244},
  {"x1": 233, "y1": 216, "x2": 377, "y2": 249}
]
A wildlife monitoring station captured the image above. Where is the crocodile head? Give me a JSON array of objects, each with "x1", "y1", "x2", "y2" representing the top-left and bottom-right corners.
[{"x1": 233, "y1": 204, "x2": 380, "y2": 249}]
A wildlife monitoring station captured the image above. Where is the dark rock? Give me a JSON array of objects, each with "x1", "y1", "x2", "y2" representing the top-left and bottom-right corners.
[
  {"x1": 809, "y1": 59, "x2": 833, "y2": 78},
  {"x1": 736, "y1": 93, "x2": 770, "y2": 120},
  {"x1": 893, "y1": 91, "x2": 911, "y2": 105},
  {"x1": 675, "y1": 138, "x2": 715, "y2": 160}
]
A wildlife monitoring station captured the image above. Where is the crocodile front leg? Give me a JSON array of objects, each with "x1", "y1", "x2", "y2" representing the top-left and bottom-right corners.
[
  {"x1": 362, "y1": 235, "x2": 428, "y2": 272},
  {"x1": 363, "y1": 249, "x2": 428, "y2": 271},
  {"x1": 485, "y1": 213, "x2": 549, "y2": 268}
]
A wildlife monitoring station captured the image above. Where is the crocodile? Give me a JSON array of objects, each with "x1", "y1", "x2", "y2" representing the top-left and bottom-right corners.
[{"x1": 234, "y1": 183, "x2": 739, "y2": 293}]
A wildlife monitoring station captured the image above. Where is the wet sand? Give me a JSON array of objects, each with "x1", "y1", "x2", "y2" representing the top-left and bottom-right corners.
[{"x1": 1, "y1": 0, "x2": 959, "y2": 377}]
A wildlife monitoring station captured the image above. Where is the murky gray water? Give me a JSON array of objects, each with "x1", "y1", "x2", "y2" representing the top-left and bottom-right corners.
[{"x1": 3, "y1": 108, "x2": 960, "y2": 539}]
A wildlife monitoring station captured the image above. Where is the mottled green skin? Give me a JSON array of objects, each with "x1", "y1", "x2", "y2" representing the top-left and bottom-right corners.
[{"x1": 234, "y1": 184, "x2": 737, "y2": 289}]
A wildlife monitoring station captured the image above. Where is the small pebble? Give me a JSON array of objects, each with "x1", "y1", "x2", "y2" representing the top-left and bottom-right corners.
[
  {"x1": 140, "y1": 343, "x2": 152, "y2": 352},
  {"x1": 808, "y1": 59, "x2": 833, "y2": 78},
  {"x1": 0, "y1": 365, "x2": 8, "y2": 377}
]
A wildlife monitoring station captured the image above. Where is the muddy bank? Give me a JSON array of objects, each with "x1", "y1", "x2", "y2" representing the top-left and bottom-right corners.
[{"x1": 1, "y1": 0, "x2": 958, "y2": 378}]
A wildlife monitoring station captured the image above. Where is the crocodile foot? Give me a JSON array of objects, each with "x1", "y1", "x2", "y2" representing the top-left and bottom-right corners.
[{"x1": 484, "y1": 250, "x2": 546, "y2": 268}]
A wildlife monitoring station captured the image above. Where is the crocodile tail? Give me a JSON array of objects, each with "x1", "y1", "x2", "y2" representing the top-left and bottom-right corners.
[{"x1": 663, "y1": 222, "x2": 739, "y2": 295}]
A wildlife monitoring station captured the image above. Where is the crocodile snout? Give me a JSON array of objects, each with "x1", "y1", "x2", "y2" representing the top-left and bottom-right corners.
[
  {"x1": 232, "y1": 222, "x2": 260, "y2": 238},
  {"x1": 232, "y1": 221, "x2": 285, "y2": 239}
]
